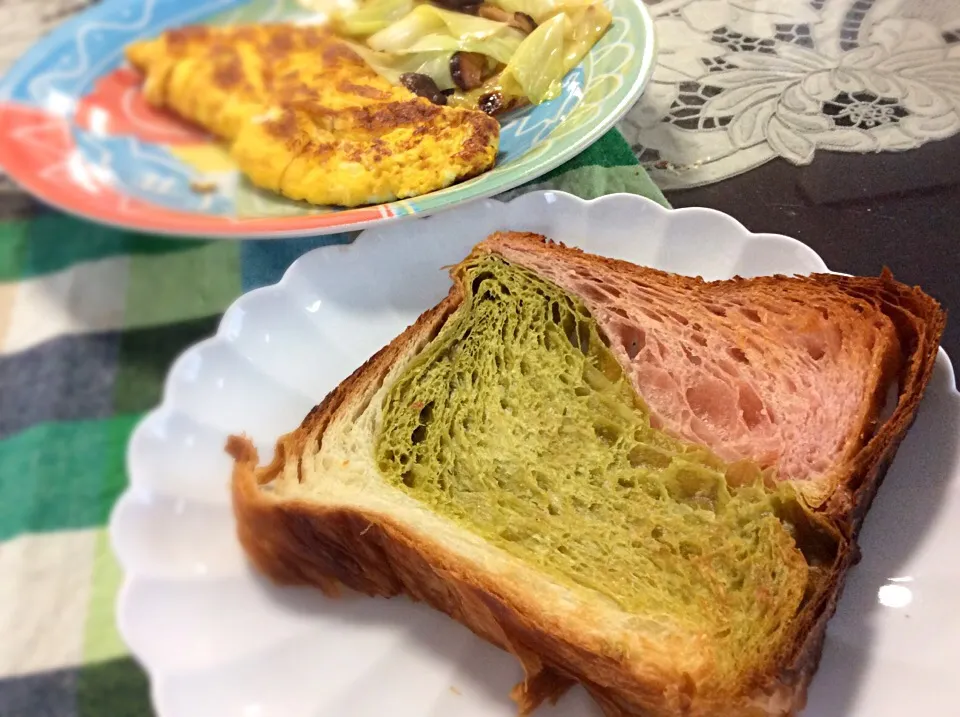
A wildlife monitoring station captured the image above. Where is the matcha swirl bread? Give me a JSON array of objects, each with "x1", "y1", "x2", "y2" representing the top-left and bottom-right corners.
[{"x1": 229, "y1": 232, "x2": 944, "y2": 717}]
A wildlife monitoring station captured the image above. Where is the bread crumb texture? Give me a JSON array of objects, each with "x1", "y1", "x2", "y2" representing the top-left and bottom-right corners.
[{"x1": 375, "y1": 256, "x2": 838, "y2": 682}]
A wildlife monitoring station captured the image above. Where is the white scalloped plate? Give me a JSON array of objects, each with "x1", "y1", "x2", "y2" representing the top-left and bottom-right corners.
[{"x1": 111, "y1": 191, "x2": 960, "y2": 717}]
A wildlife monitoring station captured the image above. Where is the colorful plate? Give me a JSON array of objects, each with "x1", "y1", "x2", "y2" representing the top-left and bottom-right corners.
[
  {"x1": 0, "y1": 0, "x2": 656, "y2": 238},
  {"x1": 112, "y1": 191, "x2": 960, "y2": 717}
]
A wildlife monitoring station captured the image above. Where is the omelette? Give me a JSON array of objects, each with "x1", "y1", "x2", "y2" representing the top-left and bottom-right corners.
[{"x1": 125, "y1": 25, "x2": 500, "y2": 207}]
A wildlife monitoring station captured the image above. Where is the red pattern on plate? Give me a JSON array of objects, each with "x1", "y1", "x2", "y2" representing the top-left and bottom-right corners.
[
  {"x1": 75, "y1": 67, "x2": 209, "y2": 146},
  {"x1": 0, "y1": 102, "x2": 387, "y2": 236}
]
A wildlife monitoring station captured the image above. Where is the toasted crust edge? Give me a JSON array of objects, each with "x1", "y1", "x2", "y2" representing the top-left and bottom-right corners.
[{"x1": 229, "y1": 232, "x2": 946, "y2": 717}]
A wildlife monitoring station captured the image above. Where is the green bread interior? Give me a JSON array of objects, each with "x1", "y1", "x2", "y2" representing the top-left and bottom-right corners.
[{"x1": 375, "y1": 256, "x2": 837, "y2": 676}]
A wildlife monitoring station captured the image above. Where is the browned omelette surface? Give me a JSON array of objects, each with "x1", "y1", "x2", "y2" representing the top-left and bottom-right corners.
[{"x1": 125, "y1": 24, "x2": 500, "y2": 207}]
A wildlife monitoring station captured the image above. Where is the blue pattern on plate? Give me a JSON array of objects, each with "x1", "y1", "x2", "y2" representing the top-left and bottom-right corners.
[
  {"x1": 73, "y1": 129, "x2": 236, "y2": 215},
  {"x1": 0, "y1": 0, "x2": 248, "y2": 105},
  {"x1": 499, "y1": 68, "x2": 585, "y2": 163}
]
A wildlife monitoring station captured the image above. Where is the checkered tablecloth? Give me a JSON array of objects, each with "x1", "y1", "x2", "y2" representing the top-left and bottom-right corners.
[{"x1": 0, "y1": 120, "x2": 667, "y2": 715}]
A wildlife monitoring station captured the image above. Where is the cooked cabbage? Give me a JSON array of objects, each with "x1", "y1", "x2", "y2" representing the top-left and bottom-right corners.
[
  {"x1": 499, "y1": 13, "x2": 567, "y2": 103},
  {"x1": 494, "y1": 4, "x2": 611, "y2": 105},
  {"x1": 344, "y1": 40, "x2": 457, "y2": 89},
  {"x1": 401, "y1": 30, "x2": 524, "y2": 64},
  {"x1": 367, "y1": 5, "x2": 516, "y2": 51},
  {"x1": 561, "y1": 4, "x2": 612, "y2": 72},
  {"x1": 335, "y1": 0, "x2": 613, "y2": 108},
  {"x1": 332, "y1": 0, "x2": 415, "y2": 37}
]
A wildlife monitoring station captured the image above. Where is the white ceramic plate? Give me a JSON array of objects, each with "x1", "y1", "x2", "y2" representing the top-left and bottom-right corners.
[{"x1": 112, "y1": 191, "x2": 960, "y2": 717}]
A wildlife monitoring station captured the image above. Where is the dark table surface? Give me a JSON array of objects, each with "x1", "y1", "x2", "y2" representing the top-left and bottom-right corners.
[{"x1": 667, "y1": 135, "x2": 960, "y2": 372}]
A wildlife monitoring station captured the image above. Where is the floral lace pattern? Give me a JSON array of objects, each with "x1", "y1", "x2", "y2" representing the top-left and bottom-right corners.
[{"x1": 620, "y1": 0, "x2": 960, "y2": 189}]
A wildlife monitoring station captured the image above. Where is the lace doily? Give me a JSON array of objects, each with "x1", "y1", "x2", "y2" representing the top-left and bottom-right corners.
[{"x1": 620, "y1": 0, "x2": 960, "y2": 189}]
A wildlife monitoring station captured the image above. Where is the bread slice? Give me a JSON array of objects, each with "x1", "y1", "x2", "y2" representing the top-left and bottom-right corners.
[{"x1": 228, "y1": 232, "x2": 945, "y2": 717}]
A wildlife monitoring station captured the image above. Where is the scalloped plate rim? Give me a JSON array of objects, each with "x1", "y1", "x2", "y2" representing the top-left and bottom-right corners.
[{"x1": 112, "y1": 191, "x2": 960, "y2": 717}]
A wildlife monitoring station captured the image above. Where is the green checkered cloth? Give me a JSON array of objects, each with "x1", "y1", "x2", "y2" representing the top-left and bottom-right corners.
[{"x1": 0, "y1": 128, "x2": 667, "y2": 716}]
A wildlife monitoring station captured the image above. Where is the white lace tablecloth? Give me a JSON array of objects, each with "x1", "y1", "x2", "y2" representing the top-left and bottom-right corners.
[{"x1": 619, "y1": 0, "x2": 960, "y2": 188}]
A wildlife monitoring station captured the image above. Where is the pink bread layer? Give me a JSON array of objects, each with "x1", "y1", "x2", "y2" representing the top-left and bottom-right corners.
[{"x1": 494, "y1": 240, "x2": 899, "y2": 484}]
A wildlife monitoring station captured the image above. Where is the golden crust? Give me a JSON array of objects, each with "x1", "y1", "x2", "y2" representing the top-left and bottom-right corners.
[
  {"x1": 125, "y1": 24, "x2": 499, "y2": 206},
  {"x1": 229, "y1": 232, "x2": 946, "y2": 717}
]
